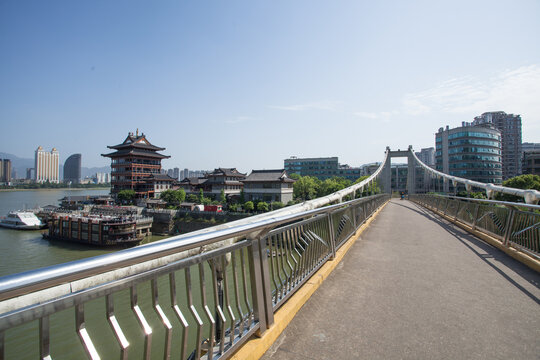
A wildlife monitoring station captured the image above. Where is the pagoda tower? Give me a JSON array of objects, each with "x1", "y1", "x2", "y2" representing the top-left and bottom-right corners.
[{"x1": 102, "y1": 130, "x2": 170, "y2": 198}]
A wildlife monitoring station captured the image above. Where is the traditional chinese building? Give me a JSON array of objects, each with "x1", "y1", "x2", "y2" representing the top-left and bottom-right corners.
[
  {"x1": 243, "y1": 169, "x2": 295, "y2": 203},
  {"x1": 102, "y1": 130, "x2": 171, "y2": 199},
  {"x1": 204, "y1": 168, "x2": 246, "y2": 199}
]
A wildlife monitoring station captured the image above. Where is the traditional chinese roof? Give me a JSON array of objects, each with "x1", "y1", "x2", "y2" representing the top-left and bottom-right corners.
[
  {"x1": 147, "y1": 174, "x2": 176, "y2": 182},
  {"x1": 244, "y1": 169, "x2": 295, "y2": 183},
  {"x1": 207, "y1": 168, "x2": 246, "y2": 177},
  {"x1": 108, "y1": 131, "x2": 165, "y2": 151},
  {"x1": 102, "y1": 131, "x2": 170, "y2": 159},
  {"x1": 101, "y1": 149, "x2": 170, "y2": 159},
  {"x1": 179, "y1": 177, "x2": 207, "y2": 185}
]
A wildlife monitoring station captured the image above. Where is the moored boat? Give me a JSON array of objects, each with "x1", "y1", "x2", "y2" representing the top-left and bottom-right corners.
[
  {"x1": 0, "y1": 211, "x2": 46, "y2": 230},
  {"x1": 42, "y1": 213, "x2": 145, "y2": 247}
]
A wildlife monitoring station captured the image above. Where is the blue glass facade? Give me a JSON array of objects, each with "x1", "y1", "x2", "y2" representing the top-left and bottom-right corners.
[{"x1": 435, "y1": 125, "x2": 502, "y2": 184}]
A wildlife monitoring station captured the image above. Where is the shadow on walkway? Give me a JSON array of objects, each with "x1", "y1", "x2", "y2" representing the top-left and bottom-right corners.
[{"x1": 397, "y1": 200, "x2": 540, "y2": 304}]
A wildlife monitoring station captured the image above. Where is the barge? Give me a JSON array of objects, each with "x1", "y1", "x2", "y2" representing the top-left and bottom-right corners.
[{"x1": 42, "y1": 214, "x2": 145, "y2": 247}]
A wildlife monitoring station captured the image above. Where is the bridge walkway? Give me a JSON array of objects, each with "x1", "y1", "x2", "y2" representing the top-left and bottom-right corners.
[{"x1": 261, "y1": 199, "x2": 540, "y2": 360}]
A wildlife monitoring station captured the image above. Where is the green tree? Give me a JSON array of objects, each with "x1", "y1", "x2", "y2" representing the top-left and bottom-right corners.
[
  {"x1": 159, "y1": 189, "x2": 186, "y2": 207},
  {"x1": 317, "y1": 177, "x2": 352, "y2": 197},
  {"x1": 244, "y1": 201, "x2": 254, "y2": 212},
  {"x1": 293, "y1": 176, "x2": 319, "y2": 201},
  {"x1": 219, "y1": 189, "x2": 226, "y2": 204},
  {"x1": 186, "y1": 194, "x2": 199, "y2": 203},
  {"x1": 495, "y1": 174, "x2": 540, "y2": 202},
  {"x1": 289, "y1": 173, "x2": 301, "y2": 180},
  {"x1": 257, "y1": 202, "x2": 269, "y2": 212},
  {"x1": 117, "y1": 190, "x2": 136, "y2": 204},
  {"x1": 199, "y1": 189, "x2": 204, "y2": 203},
  {"x1": 239, "y1": 189, "x2": 245, "y2": 203}
]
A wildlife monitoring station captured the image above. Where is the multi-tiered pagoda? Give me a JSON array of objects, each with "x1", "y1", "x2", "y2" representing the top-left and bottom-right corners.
[{"x1": 102, "y1": 130, "x2": 170, "y2": 199}]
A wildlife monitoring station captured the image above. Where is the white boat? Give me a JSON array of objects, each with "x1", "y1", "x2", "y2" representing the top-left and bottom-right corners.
[{"x1": 0, "y1": 211, "x2": 46, "y2": 230}]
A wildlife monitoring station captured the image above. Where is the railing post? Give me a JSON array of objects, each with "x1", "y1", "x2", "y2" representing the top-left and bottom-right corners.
[
  {"x1": 454, "y1": 201, "x2": 461, "y2": 221},
  {"x1": 503, "y1": 208, "x2": 516, "y2": 247},
  {"x1": 327, "y1": 213, "x2": 336, "y2": 260},
  {"x1": 471, "y1": 203, "x2": 480, "y2": 231},
  {"x1": 443, "y1": 198, "x2": 450, "y2": 215},
  {"x1": 351, "y1": 205, "x2": 357, "y2": 229},
  {"x1": 248, "y1": 236, "x2": 272, "y2": 335}
]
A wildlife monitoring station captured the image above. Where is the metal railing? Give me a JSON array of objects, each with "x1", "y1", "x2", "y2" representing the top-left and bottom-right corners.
[
  {"x1": 409, "y1": 147, "x2": 540, "y2": 204},
  {"x1": 0, "y1": 190, "x2": 388, "y2": 359},
  {"x1": 410, "y1": 194, "x2": 540, "y2": 259}
]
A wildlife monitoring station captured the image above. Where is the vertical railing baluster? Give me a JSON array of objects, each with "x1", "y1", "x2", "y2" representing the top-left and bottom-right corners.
[
  {"x1": 106, "y1": 294, "x2": 129, "y2": 360},
  {"x1": 198, "y1": 263, "x2": 215, "y2": 360},
  {"x1": 76, "y1": 304, "x2": 100, "y2": 360},
  {"x1": 185, "y1": 267, "x2": 203, "y2": 360},
  {"x1": 210, "y1": 260, "x2": 227, "y2": 355},
  {"x1": 247, "y1": 237, "x2": 268, "y2": 335},
  {"x1": 169, "y1": 272, "x2": 189, "y2": 360},
  {"x1": 231, "y1": 250, "x2": 246, "y2": 337},
  {"x1": 151, "y1": 278, "x2": 172, "y2": 360},
  {"x1": 472, "y1": 204, "x2": 480, "y2": 231},
  {"x1": 240, "y1": 247, "x2": 252, "y2": 329},
  {"x1": 503, "y1": 209, "x2": 516, "y2": 247},
  {"x1": 327, "y1": 213, "x2": 336, "y2": 259},
  {"x1": 221, "y1": 255, "x2": 236, "y2": 348},
  {"x1": 131, "y1": 286, "x2": 152, "y2": 360},
  {"x1": 39, "y1": 316, "x2": 52, "y2": 360}
]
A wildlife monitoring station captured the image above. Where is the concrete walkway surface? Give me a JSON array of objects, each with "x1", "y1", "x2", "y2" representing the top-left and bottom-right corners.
[{"x1": 261, "y1": 199, "x2": 540, "y2": 360}]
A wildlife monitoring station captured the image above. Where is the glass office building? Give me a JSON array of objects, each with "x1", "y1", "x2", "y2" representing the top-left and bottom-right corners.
[{"x1": 435, "y1": 123, "x2": 502, "y2": 184}]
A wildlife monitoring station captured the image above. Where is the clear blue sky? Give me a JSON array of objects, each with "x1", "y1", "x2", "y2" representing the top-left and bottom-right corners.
[{"x1": 1, "y1": 0, "x2": 539, "y2": 172}]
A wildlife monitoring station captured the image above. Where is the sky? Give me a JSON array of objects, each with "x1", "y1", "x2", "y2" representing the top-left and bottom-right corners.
[{"x1": 1, "y1": 0, "x2": 539, "y2": 173}]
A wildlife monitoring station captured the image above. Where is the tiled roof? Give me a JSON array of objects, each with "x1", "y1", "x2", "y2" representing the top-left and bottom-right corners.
[
  {"x1": 244, "y1": 169, "x2": 295, "y2": 183},
  {"x1": 208, "y1": 168, "x2": 246, "y2": 177},
  {"x1": 101, "y1": 149, "x2": 170, "y2": 159}
]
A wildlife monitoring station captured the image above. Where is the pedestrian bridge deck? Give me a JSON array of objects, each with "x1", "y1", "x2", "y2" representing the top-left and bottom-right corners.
[{"x1": 262, "y1": 199, "x2": 540, "y2": 360}]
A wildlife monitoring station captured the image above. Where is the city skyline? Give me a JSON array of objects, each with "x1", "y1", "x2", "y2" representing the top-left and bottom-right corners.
[{"x1": 1, "y1": 1, "x2": 539, "y2": 172}]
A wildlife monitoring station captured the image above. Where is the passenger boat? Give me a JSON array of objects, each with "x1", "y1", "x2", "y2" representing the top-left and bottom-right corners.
[
  {"x1": 42, "y1": 214, "x2": 143, "y2": 247},
  {"x1": 0, "y1": 211, "x2": 46, "y2": 230}
]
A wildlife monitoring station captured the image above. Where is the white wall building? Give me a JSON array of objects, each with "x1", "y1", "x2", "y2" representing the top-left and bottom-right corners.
[{"x1": 34, "y1": 146, "x2": 59, "y2": 183}]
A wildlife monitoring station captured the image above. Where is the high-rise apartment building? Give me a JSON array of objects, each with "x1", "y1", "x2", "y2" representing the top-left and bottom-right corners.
[
  {"x1": 0, "y1": 159, "x2": 12, "y2": 184},
  {"x1": 435, "y1": 123, "x2": 502, "y2": 185},
  {"x1": 64, "y1": 154, "x2": 82, "y2": 184},
  {"x1": 35, "y1": 146, "x2": 60, "y2": 183},
  {"x1": 522, "y1": 143, "x2": 540, "y2": 176},
  {"x1": 472, "y1": 111, "x2": 522, "y2": 180},
  {"x1": 415, "y1": 147, "x2": 435, "y2": 167}
]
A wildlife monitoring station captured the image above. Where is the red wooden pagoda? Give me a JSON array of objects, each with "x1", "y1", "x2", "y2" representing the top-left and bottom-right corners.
[{"x1": 102, "y1": 130, "x2": 170, "y2": 199}]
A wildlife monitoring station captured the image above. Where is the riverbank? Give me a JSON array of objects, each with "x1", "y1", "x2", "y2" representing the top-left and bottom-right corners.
[{"x1": 0, "y1": 187, "x2": 110, "y2": 192}]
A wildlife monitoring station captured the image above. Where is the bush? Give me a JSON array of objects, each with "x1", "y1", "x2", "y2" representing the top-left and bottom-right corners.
[
  {"x1": 257, "y1": 202, "x2": 269, "y2": 212},
  {"x1": 270, "y1": 201, "x2": 284, "y2": 210},
  {"x1": 244, "y1": 201, "x2": 254, "y2": 212}
]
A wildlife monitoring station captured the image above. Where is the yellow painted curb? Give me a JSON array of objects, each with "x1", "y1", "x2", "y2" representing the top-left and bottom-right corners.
[
  {"x1": 229, "y1": 200, "x2": 389, "y2": 360},
  {"x1": 421, "y1": 205, "x2": 540, "y2": 273}
]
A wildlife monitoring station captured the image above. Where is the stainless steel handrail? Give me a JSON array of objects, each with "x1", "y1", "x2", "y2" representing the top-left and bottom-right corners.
[
  {"x1": 0, "y1": 197, "x2": 385, "y2": 301},
  {"x1": 410, "y1": 147, "x2": 540, "y2": 204}
]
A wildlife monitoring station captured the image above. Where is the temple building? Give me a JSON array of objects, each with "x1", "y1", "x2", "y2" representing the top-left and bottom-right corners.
[{"x1": 102, "y1": 130, "x2": 171, "y2": 199}]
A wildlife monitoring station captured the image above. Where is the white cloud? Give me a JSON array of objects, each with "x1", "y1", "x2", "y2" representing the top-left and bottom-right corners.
[
  {"x1": 401, "y1": 65, "x2": 540, "y2": 124},
  {"x1": 269, "y1": 100, "x2": 342, "y2": 111}
]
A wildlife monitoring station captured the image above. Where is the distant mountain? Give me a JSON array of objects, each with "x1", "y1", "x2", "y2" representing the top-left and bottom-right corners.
[
  {"x1": 0, "y1": 152, "x2": 110, "y2": 180},
  {"x1": 0, "y1": 152, "x2": 34, "y2": 179}
]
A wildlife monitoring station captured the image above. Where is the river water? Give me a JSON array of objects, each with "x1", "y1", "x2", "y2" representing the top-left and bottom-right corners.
[{"x1": 0, "y1": 189, "x2": 164, "y2": 277}]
